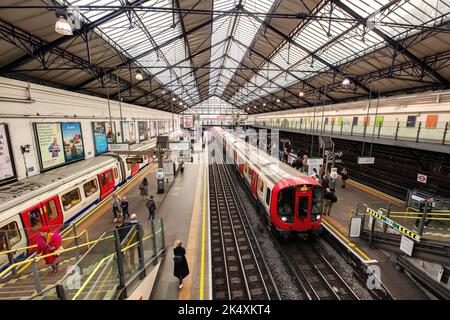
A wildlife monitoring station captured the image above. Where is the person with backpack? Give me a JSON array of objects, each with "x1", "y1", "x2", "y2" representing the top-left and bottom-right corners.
[
  {"x1": 173, "y1": 241, "x2": 189, "y2": 289},
  {"x1": 146, "y1": 195, "x2": 156, "y2": 221}
]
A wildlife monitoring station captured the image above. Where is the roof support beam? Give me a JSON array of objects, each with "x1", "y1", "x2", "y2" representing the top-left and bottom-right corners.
[{"x1": 335, "y1": 0, "x2": 449, "y2": 88}]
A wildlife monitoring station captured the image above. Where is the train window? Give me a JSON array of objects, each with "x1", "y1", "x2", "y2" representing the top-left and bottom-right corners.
[
  {"x1": 29, "y1": 209, "x2": 42, "y2": 230},
  {"x1": 258, "y1": 178, "x2": 264, "y2": 193},
  {"x1": 277, "y1": 187, "x2": 294, "y2": 223},
  {"x1": 0, "y1": 222, "x2": 21, "y2": 249},
  {"x1": 127, "y1": 163, "x2": 132, "y2": 170},
  {"x1": 45, "y1": 200, "x2": 59, "y2": 222},
  {"x1": 114, "y1": 167, "x2": 119, "y2": 180},
  {"x1": 298, "y1": 196, "x2": 308, "y2": 218},
  {"x1": 61, "y1": 188, "x2": 81, "y2": 211},
  {"x1": 312, "y1": 187, "x2": 324, "y2": 215},
  {"x1": 265, "y1": 188, "x2": 271, "y2": 205},
  {"x1": 83, "y1": 179, "x2": 98, "y2": 198},
  {"x1": 101, "y1": 170, "x2": 113, "y2": 186}
]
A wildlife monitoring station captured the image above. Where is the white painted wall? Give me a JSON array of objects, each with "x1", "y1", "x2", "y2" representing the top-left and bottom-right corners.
[{"x1": 0, "y1": 77, "x2": 180, "y2": 180}]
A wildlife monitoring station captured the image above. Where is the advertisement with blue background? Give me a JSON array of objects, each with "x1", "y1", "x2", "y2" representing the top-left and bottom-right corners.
[
  {"x1": 93, "y1": 122, "x2": 108, "y2": 154},
  {"x1": 62, "y1": 122, "x2": 85, "y2": 162}
]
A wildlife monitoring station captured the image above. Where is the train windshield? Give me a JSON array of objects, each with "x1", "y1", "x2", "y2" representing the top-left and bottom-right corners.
[
  {"x1": 298, "y1": 196, "x2": 309, "y2": 219},
  {"x1": 277, "y1": 187, "x2": 295, "y2": 223},
  {"x1": 312, "y1": 187, "x2": 324, "y2": 215}
]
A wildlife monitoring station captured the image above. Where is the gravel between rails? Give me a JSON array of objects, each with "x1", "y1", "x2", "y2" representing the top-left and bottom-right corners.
[{"x1": 226, "y1": 164, "x2": 374, "y2": 300}]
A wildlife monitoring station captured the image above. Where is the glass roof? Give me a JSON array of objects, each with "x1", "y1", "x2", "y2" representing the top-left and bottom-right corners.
[
  {"x1": 182, "y1": 96, "x2": 246, "y2": 115},
  {"x1": 61, "y1": 0, "x2": 450, "y2": 111}
]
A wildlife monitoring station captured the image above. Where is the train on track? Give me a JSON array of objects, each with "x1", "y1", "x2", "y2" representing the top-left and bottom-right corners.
[
  {"x1": 0, "y1": 136, "x2": 168, "y2": 267},
  {"x1": 212, "y1": 127, "x2": 323, "y2": 239}
]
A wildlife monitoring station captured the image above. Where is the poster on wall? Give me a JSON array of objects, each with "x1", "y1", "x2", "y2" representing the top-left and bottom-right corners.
[
  {"x1": 352, "y1": 117, "x2": 358, "y2": 126},
  {"x1": 150, "y1": 121, "x2": 156, "y2": 137},
  {"x1": 375, "y1": 116, "x2": 384, "y2": 127},
  {"x1": 106, "y1": 122, "x2": 116, "y2": 143},
  {"x1": 61, "y1": 122, "x2": 85, "y2": 162},
  {"x1": 129, "y1": 121, "x2": 136, "y2": 144},
  {"x1": 122, "y1": 121, "x2": 130, "y2": 143},
  {"x1": 138, "y1": 121, "x2": 149, "y2": 141},
  {"x1": 406, "y1": 116, "x2": 416, "y2": 127},
  {"x1": 0, "y1": 124, "x2": 16, "y2": 182},
  {"x1": 35, "y1": 123, "x2": 65, "y2": 170},
  {"x1": 92, "y1": 122, "x2": 108, "y2": 155},
  {"x1": 426, "y1": 115, "x2": 438, "y2": 129}
]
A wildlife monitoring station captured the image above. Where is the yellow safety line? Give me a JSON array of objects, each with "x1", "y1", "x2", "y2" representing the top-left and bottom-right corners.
[
  {"x1": 199, "y1": 158, "x2": 207, "y2": 300},
  {"x1": 322, "y1": 219, "x2": 371, "y2": 261}
]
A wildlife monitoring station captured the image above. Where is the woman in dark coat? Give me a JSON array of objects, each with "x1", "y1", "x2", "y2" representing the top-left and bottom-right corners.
[
  {"x1": 173, "y1": 241, "x2": 189, "y2": 289},
  {"x1": 139, "y1": 178, "x2": 149, "y2": 199}
]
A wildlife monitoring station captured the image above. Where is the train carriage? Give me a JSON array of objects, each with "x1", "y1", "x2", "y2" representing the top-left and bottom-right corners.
[{"x1": 213, "y1": 127, "x2": 323, "y2": 239}]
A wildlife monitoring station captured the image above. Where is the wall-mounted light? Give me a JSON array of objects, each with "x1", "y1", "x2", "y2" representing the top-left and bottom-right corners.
[
  {"x1": 55, "y1": 10, "x2": 73, "y2": 35},
  {"x1": 135, "y1": 71, "x2": 143, "y2": 81}
]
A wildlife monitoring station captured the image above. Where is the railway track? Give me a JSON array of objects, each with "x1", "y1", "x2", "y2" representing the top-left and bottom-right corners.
[
  {"x1": 209, "y1": 161, "x2": 280, "y2": 300},
  {"x1": 282, "y1": 241, "x2": 359, "y2": 300}
]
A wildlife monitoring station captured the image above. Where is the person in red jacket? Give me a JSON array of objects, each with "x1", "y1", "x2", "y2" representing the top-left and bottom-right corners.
[{"x1": 36, "y1": 226, "x2": 62, "y2": 273}]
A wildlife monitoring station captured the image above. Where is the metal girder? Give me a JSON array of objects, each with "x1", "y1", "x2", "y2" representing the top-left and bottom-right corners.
[
  {"x1": 1, "y1": 0, "x2": 150, "y2": 73},
  {"x1": 230, "y1": 38, "x2": 334, "y2": 104},
  {"x1": 74, "y1": 11, "x2": 225, "y2": 90},
  {"x1": 242, "y1": 7, "x2": 371, "y2": 94},
  {"x1": 335, "y1": 0, "x2": 450, "y2": 88},
  {"x1": 119, "y1": 37, "x2": 230, "y2": 103}
]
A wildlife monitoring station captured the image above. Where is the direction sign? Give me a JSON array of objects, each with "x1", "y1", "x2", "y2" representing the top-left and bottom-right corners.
[
  {"x1": 366, "y1": 207, "x2": 421, "y2": 242},
  {"x1": 126, "y1": 156, "x2": 144, "y2": 164},
  {"x1": 108, "y1": 143, "x2": 129, "y2": 151},
  {"x1": 358, "y1": 157, "x2": 375, "y2": 164}
]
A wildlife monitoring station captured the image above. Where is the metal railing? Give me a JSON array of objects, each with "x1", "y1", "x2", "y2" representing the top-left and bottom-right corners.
[
  {"x1": 28, "y1": 218, "x2": 165, "y2": 300},
  {"x1": 249, "y1": 120, "x2": 450, "y2": 145}
]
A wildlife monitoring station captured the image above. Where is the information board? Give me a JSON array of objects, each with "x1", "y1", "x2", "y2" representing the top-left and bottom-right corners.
[{"x1": 35, "y1": 123, "x2": 65, "y2": 170}]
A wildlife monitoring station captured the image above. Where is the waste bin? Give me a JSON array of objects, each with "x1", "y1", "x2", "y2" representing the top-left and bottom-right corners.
[{"x1": 156, "y1": 169, "x2": 164, "y2": 194}]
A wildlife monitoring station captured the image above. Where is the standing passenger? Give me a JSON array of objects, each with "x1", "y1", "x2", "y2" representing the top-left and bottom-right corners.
[
  {"x1": 36, "y1": 226, "x2": 62, "y2": 273},
  {"x1": 322, "y1": 172, "x2": 337, "y2": 216},
  {"x1": 121, "y1": 196, "x2": 129, "y2": 220},
  {"x1": 414, "y1": 197, "x2": 434, "y2": 229},
  {"x1": 146, "y1": 195, "x2": 156, "y2": 222},
  {"x1": 341, "y1": 168, "x2": 348, "y2": 188},
  {"x1": 302, "y1": 154, "x2": 309, "y2": 174},
  {"x1": 111, "y1": 193, "x2": 121, "y2": 222},
  {"x1": 139, "y1": 178, "x2": 149, "y2": 199},
  {"x1": 173, "y1": 241, "x2": 189, "y2": 289}
]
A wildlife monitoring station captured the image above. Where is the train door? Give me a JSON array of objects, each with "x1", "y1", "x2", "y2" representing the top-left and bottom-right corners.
[
  {"x1": 20, "y1": 204, "x2": 44, "y2": 253},
  {"x1": 98, "y1": 168, "x2": 115, "y2": 200},
  {"x1": 251, "y1": 171, "x2": 258, "y2": 198},
  {"x1": 296, "y1": 186, "x2": 312, "y2": 229},
  {"x1": 41, "y1": 196, "x2": 63, "y2": 231},
  {"x1": 131, "y1": 163, "x2": 139, "y2": 177}
]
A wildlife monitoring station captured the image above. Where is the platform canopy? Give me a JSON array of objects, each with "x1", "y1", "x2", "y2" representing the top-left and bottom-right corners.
[{"x1": 0, "y1": 0, "x2": 449, "y2": 114}]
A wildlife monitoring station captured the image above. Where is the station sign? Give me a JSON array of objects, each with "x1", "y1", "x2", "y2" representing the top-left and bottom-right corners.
[
  {"x1": 417, "y1": 173, "x2": 427, "y2": 184},
  {"x1": 307, "y1": 158, "x2": 324, "y2": 166},
  {"x1": 108, "y1": 143, "x2": 130, "y2": 151},
  {"x1": 400, "y1": 235, "x2": 414, "y2": 256},
  {"x1": 358, "y1": 156, "x2": 375, "y2": 164},
  {"x1": 169, "y1": 142, "x2": 190, "y2": 151},
  {"x1": 366, "y1": 207, "x2": 421, "y2": 242},
  {"x1": 126, "y1": 156, "x2": 144, "y2": 164}
]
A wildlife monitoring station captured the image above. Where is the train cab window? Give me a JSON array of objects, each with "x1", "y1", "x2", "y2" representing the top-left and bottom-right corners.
[
  {"x1": 83, "y1": 179, "x2": 98, "y2": 198},
  {"x1": 265, "y1": 188, "x2": 271, "y2": 205},
  {"x1": 45, "y1": 199, "x2": 59, "y2": 222},
  {"x1": 114, "y1": 167, "x2": 119, "y2": 180},
  {"x1": 61, "y1": 188, "x2": 82, "y2": 211},
  {"x1": 29, "y1": 209, "x2": 42, "y2": 230},
  {"x1": 277, "y1": 187, "x2": 294, "y2": 223},
  {"x1": 0, "y1": 222, "x2": 21, "y2": 249},
  {"x1": 312, "y1": 187, "x2": 324, "y2": 215},
  {"x1": 298, "y1": 196, "x2": 309, "y2": 219}
]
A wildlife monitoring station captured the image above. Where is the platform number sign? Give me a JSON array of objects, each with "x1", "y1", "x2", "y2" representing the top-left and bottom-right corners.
[{"x1": 417, "y1": 173, "x2": 427, "y2": 184}]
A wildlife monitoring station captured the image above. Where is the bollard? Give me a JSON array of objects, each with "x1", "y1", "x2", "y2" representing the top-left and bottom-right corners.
[
  {"x1": 416, "y1": 122, "x2": 422, "y2": 142},
  {"x1": 395, "y1": 122, "x2": 400, "y2": 140},
  {"x1": 443, "y1": 122, "x2": 448, "y2": 145},
  {"x1": 31, "y1": 260, "x2": 43, "y2": 294}
]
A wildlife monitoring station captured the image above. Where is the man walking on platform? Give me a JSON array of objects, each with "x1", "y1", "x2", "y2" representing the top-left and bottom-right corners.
[
  {"x1": 414, "y1": 197, "x2": 434, "y2": 229},
  {"x1": 146, "y1": 195, "x2": 157, "y2": 222},
  {"x1": 111, "y1": 193, "x2": 121, "y2": 222}
]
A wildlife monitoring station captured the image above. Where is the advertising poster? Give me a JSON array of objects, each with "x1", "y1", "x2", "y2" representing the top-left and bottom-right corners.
[
  {"x1": 138, "y1": 121, "x2": 149, "y2": 141},
  {"x1": 122, "y1": 121, "x2": 130, "y2": 143},
  {"x1": 106, "y1": 122, "x2": 116, "y2": 143},
  {"x1": 35, "y1": 123, "x2": 65, "y2": 170},
  {"x1": 426, "y1": 115, "x2": 438, "y2": 129},
  {"x1": 129, "y1": 121, "x2": 136, "y2": 144},
  {"x1": 61, "y1": 122, "x2": 85, "y2": 162},
  {"x1": 92, "y1": 122, "x2": 108, "y2": 155},
  {"x1": 406, "y1": 116, "x2": 416, "y2": 127},
  {"x1": 375, "y1": 116, "x2": 384, "y2": 127},
  {"x1": 0, "y1": 124, "x2": 15, "y2": 182},
  {"x1": 352, "y1": 117, "x2": 358, "y2": 126},
  {"x1": 150, "y1": 121, "x2": 156, "y2": 137}
]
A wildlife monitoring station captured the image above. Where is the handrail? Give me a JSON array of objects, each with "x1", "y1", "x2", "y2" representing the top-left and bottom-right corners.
[
  {"x1": 0, "y1": 229, "x2": 89, "y2": 257},
  {"x1": 71, "y1": 227, "x2": 163, "y2": 300},
  {"x1": 0, "y1": 235, "x2": 113, "y2": 280}
]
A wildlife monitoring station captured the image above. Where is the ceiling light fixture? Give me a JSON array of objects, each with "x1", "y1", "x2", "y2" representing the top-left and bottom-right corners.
[
  {"x1": 179, "y1": 102, "x2": 183, "y2": 106},
  {"x1": 276, "y1": 98, "x2": 280, "y2": 103},
  {"x1": 299, "y1": 90, "x2": 304, "y2": 97},
  {"x1": 54, "y1": 10, "x2": 73, "y2": 36},
  {"x1": 263, "y1": 103, "x2": 266, "y2": 106},
  {"x1": 342, "y1": 77, "x2": 351, "y2": 86},
  {"x1": 162, "y1": 90, "x2": 166, "y2": 94},
  {"x1": 172, "y1": 97, "x2": 176, "y2": 101},
  {"x1": 135, "y1": 71, "x2": 143, "y2": 81}
]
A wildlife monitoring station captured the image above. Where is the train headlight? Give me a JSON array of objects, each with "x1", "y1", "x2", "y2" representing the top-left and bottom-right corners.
[{"x1": 281, "y1": 216, "x2": 288, "y2": 222}]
